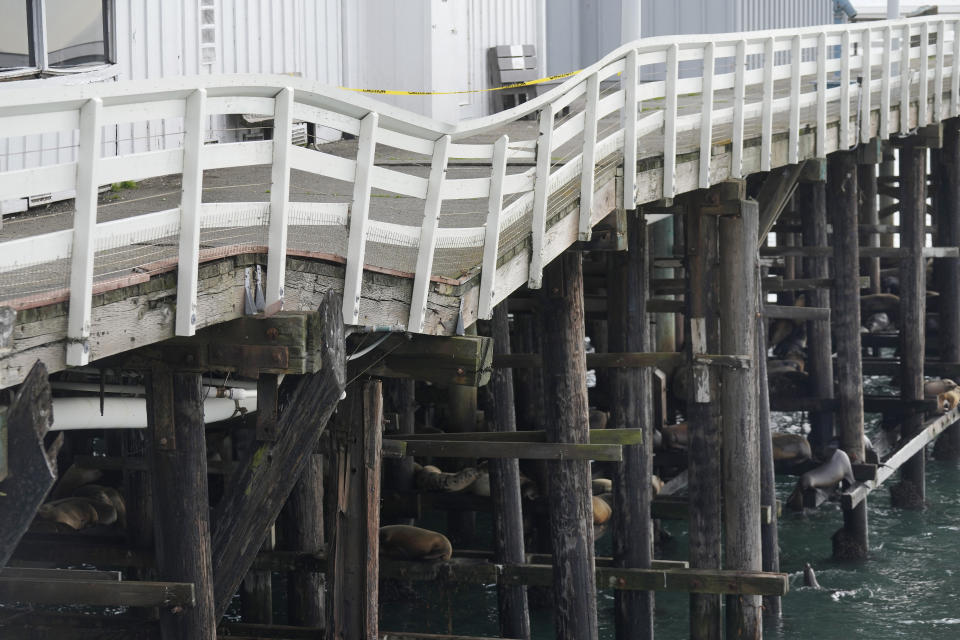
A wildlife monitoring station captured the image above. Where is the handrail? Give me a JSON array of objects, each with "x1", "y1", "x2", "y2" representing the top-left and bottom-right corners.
[{"x1": 0, "y1": 16, "x2": 956, "y2": 371}]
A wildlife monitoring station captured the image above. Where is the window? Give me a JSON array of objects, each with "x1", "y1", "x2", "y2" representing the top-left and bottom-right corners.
[
  {"x1": 199, "y1": 0, "x2": 216, "y2": 66},
  {"x1": 0, "y1": 0, "x2": 114, "y2": 78}
]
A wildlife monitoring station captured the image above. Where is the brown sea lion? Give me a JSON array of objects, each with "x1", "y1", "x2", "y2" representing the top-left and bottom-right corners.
[
  {"x1": 592, "y1": 478, "x2": 613, "y2": 495},
  {"x1": 803, "y1": 563, "x2": 824, "y2": 589},
  {"x1": 35, "y1": 497, "x2": 103, "y2": 530},
  {"x1": 414, "y1": 464, "x2": 481, "y2": 492},
  {"x1": 662, "y1": 423, "x2": 688, "y2": 449},
  {"x1": 592, "y1": 495, "x2": 613, "y2": 525},
  {"x1": 73, "y1": 485, "x2": 127, "y2": 529},
  {"x1": 772, "y1": 433, "x2": 812, "y2": 463},
  {"x1": 51, "y1": 465, "x2": 103, "y2": 500},
  {"x1": 787, "y1": 449, "x2": 854, "y2": 510},
  {"x1": 379, "y1": 525, "x2": 453, "y2": 562},
  {"x1": 942, "y1": 389, "x2": 960, "y2": 411}
]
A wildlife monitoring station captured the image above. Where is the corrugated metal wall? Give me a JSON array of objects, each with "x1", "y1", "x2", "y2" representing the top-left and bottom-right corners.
[
  {"x1": 739, "y1": 0, "x2": 834, "y2": 32},
  {"x1": 1, "y1": 0, "x2": 342, "y2": 174}
]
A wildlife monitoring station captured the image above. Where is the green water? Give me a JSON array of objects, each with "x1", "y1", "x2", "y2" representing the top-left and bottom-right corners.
[
  {"x1": 382, "y1": 378, "x2": 960, "y2": 640},
  {"x1": 381, "y1": 461, "x2": 960, "y2": 639}
]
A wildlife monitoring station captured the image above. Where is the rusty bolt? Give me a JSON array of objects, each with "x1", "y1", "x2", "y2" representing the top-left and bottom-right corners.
[{"x1": 266, "y1": 327, "x2": 279, "y2": 339}]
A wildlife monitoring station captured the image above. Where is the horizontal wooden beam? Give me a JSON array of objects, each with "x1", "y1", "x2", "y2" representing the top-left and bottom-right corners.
[
  {"x1": 762, "y1": 276, "x2": 869, "y2": 292},
  {"x1": 386, "y1": 428, "x2": 642, "y2": 445},
  {"x1": 218, "y1": 621, "x2": 324, "y2": 639},
  {"x1": 0, "y1": 567, "x2": 121, "y2": 582},
  {"x1": 379, "y1": 559, "x2": 788, "y2": 596},
  {"x1": 492, "y1": 352, "x2": 742, "y2": 371},
  {"x1": 842, "y1": 407, "x2": 960, "y2": 509},
  {"x1": 763, "y1": 305, "x2": 829, "y2": 321},
  {"x1": 350, "y1": 334, "x2": 493, "y2": 386},
  {"x1": 0, "y1": 577, "x2": 194, "y2": 608},
  {"x1": 861, "y1": 359, "x2": 960, "y2": 378},
  {"x1": 397, "y1": 440, "x2": 623, "y2": 461}
]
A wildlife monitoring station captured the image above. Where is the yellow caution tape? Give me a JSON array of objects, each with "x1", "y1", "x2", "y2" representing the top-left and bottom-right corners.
[{"x1": 339, "y1": 70, "x2": 582, "y2": 96}]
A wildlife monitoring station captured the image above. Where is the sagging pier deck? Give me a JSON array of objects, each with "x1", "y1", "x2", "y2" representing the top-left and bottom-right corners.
[{"x1": 2, "y1": 14, "x2": 960, "y2": 640}]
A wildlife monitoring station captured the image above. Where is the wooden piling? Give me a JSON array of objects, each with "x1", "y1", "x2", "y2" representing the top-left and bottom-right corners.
[
  {"x1": 827, "y1": 150, "x2": 868, "y2": 559},
  {"x1": 719, "y1": 196, "x2": 762, "y2": 638},
  {"x1": 383, "y1": 379, "x2": 417, "y2": 524},
  {"x1": 607, "y1": 210, "x2": 654, "y2": 640},
  {"x1": 447, "y1": 326, "x2": 479, "y2": 545},
  {"x1": 146, "y1": 368, "x2": 216, "y2": 640},
  {"x1": 933, "y1": 119, "x2": 960, "y2": 461},
  {"x1": 756, "y1": 287, "x2": 780, "y2": 619},
  {"x1": 540, "y1": 252, "x2": 599, "y2": 640},
  {"x1": 328, "y1": 380, "x2": 383, "y2": 640},
  {"x1": 280, "y1": 450, "x2": 326, "y2": 626},
  {"x1": 858, "y1": 148, "x2": 881, "y2": 294},
  {"x1": 684, "y1": 195, "x2": 722, "y2": 640},
  {"x1": 798, "y1": 179, "x2": 835, "y2": 457},
  {"x1": 892, "y1": 144, "x2": 927, "y2": 509},
  {"x1": 484, "y1": 304, "x2": 532, "y2": 640}
]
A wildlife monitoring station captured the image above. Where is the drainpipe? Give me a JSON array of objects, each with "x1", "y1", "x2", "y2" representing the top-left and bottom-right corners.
[{"x1": 45, "y1": 393, "x2": 258, "y2": 431}]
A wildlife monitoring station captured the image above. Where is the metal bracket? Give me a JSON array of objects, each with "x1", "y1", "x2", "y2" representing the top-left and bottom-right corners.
[
  {"x1": 0, "y1": 306, "x2": 14, "y2": 353},
  {"x1": 208, "y1": 343, "x2": 289, "y2": 379},
  {"x1": 244, "y1": 266, "x2": 266, "y2": 315}
]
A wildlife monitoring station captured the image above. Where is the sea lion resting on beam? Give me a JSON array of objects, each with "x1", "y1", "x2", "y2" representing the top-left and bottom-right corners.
[
  {"x1": 379, "y1": 525, "x2": 453, "y2": 562},
  {"x1": 414, "y1": 463, "x2": 481, "y2": 492},
  {"x1": 786, "y1": 449, "x2": 854, "y2": 511},
  {"x1": 34, "y1": 496, "x2": 117, "y2": 530}
]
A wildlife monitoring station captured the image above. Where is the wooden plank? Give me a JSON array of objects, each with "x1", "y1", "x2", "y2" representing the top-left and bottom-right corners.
[
  {"x1": 843, "y1": 407, "x2": 960, "y2": 510},
  {"x1": 861, "y1": 27, "x2": 873, "y2": 144},
  {"x1": 66, "y1": 97, "x2": 103, "y2": 367},
  {"x1": 840, "y1": 30, "x2": 852, "y2": 150},
  {"x1": 377, "y1": 559, "x2": 788, "y2": 597},
  {"x1": 757, "y1": 162, "x2": 805, "y2": 239},
  {"x1": 266, "y1": 87, "x2": 294, "y2": 311},
  {"x1": 0, "y1": 362, "x2": 59, "y2": 568},
  {"x1": 0, "y1": 577, "x2": 194, "y2": 608},
  {"x1": 762, "y1": 305, "x2": 829, "y2": 321},
  {"x1": 789, "y1": 36, "x2": 802, "y2": 164},
  {"x1": 901, "y1": 23, "x2": 911, "y2": 134},
  {"x1": 579, "y1": 73, "x2": 600, "y2": 240},
  {"x1": 408, "y1": 135, "x2": 452, "y2": 332},
  {"x1": 342, "y1": 112, "x2": 379, "y2": 324},
  {"x1": 816, "y1": 33, "x2": 828, "y2": 158},
  {"x1": 731, "y1": 39, "x2": 746, "y2": 179},
  {"x1": 0, "y1": 567, "x2": 121, "y2": 581},
  {"x1": 175, "y1": 88, "x2": 207, "y2": 336},
  {"x1": 279, "y1": 449, "x2": 325, "y2": 626},
  {"x1": 528, "y1": 103, "x2": 555, "y2": 290},
  {"x1": 478, "y1": 136, "x2": 509, "y2": 320},
  {"x1": 211, "y1": 291, "x2": 345, "y2": 619},
  {"x1": 398, "y1": 440, "x2": 622, "y2": 462},
  {"x1": 355, "y1": 334, "x2": 493, "y2": 387}
]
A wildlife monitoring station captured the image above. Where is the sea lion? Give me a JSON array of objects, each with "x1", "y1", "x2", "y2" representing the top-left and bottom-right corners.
[
  {"x1": 862, "y1": 312, "x2": 894, "y2": 333},
  {"x1": 51, "y1": 465, "x2": 103, "y2": 500},
  {"x1": 379, "y1": 525, "x2": 453, "y2": 562},
  {"x1": 592, "y1": 494, "x2": 613, "y2": 525},
  {"x1": 35, "y1": 497, "x2": 103, "y2": 530},
  {"x1": 651, "y1": 474, "x2": 664, "y2": 496},
  {"x1": 942, "y1": 389, "x2": 960, "y2": 411},
  {"x1": 803, "y1": 563, "x2": 823, "y2": 589},
  {"x1": 860, "y1": 293, "x2": 900, "y2": 319},
  {"x1": 662, "y1": 423, "x2": 688, "y2": 449},
  {"x1": 468, "y1": 471, "x2": 491, "y2": 496},
  {"x1": 772, "y1": 433, "x2": 812, "y2": 463},
  {"x1": 414, "y1": 464, "x2": 481, "y2": 492},
  {"x1": 73, "y1": 485, "x2": 127, "y2": 529},
  {"x1": 787, "y1": 449, "x2": 854, "y2": 511},
  {"x1": 592, "y1": 478, "x2": 613, "y2": 495}
]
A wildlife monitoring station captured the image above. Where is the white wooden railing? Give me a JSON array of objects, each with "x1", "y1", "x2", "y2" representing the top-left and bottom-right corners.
[{"x1": 0, "y1": 16, "x2": 956, "y2": 368}]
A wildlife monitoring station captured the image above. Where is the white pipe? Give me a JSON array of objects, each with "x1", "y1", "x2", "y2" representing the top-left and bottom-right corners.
[
  {"x1": 887, "y1": 0, "x2": 900, "y2": 19},
  {"x1": 50, "y1": 381, "x2": 255, "y2": 399},
  {"x1": 49, "y1": 394, "x2": 257, "y2": 431}
]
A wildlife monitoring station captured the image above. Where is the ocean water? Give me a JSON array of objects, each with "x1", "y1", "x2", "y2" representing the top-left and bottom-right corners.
[{"x1": 381, "y1": 383, "x2": 960, "y2": 639}]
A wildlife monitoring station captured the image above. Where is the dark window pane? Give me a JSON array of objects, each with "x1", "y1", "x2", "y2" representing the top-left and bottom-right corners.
[
  {"x1": 0, "y1": 1, "x2": 32, "y2": 70},
  {"x1": 46, "y1": 0, "x2": 108, "y2": 67}
]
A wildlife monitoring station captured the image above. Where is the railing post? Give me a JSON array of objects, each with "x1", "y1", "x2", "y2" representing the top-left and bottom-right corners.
[
  {"x1": 579, "y1": 73, "x2": 600, "y2": 241},
  {"x1": 760, "y1": 37, "x2": 774, "y2": 172},
  {"x1": 699, "y1": 41, "x2": 715, "y2": 189},
  {"x1": 935, "y1": 20, "x2": 945, "y2": 124},
  {"x1": 841, "y1": 30, "x2": 852, "y2": 150},
  {"x1": 478, "y1": 136, "x2": 509, "y2": 320},
  {"x1": 731, "y1": 39, "x2": 746, "y2": 180},
  {"x1": 789, "y1": 35, "x2": 802, "y2": 164},
  {"x1": 175, "y1": 88, "x2": 207, "y2": 337},
  {"x1": 881, "y1": 26, "x2": 893, "y2": 139},
  {"x1": 900, "y1": 23, "x2": 911, "y2": 134},
  {"x1": 266, "y1": 87, "x2": 294, "y2": 312},
  {"x1": 919, "y1": 21, "x2": 929, "y2": 128},
  {"x1": 860, "y1": 28, "x2": 873, "y2": 145},
  {"x1": 528, "y1": 103, "x2": 555, "y2": 290},
  {"x1": 407, "y1": 135, "x2": 451, "y2": 332},
  {"x1": 952, "y1": 19, "x2": 960, "y2": 117},
  {"x1": 66, "y1": 97, "x2": 103, "y2": 367},
  {"x1": 622, "y1": 49, "x2": 639, "y2": 210},
  {"x1": 342, "y1": 112, "x2": 379, "y2": 325},
  {"x1": 663, "y1": 43, "x2": 679, "y2": 199},
  {"x1": 816, "y1": 32, "x2": 827, "y2": 158}
]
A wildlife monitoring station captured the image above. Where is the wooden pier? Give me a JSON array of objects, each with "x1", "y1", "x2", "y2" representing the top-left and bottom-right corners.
[{"x1": 3, "y1": 14, "x2": 960, "y2": 640}]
